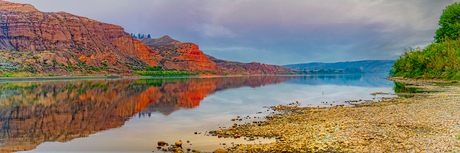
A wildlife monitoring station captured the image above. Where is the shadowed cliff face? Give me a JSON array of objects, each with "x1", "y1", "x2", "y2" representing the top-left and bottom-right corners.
[
  {"x1": 0, "y1": 1, "x2": 162, "y2": 75},
  {"x1": 0, "y1": 76, "x2": 293, "y2": 152}
]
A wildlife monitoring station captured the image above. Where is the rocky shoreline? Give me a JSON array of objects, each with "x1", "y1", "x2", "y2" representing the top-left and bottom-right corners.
[{"x1": 210, "y1": 77, "x2": 460, "y2": 152}]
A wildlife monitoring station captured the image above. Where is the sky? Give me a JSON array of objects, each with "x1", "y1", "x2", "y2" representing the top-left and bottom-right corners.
[{"x1": 9, "y1": 0, "x2": 459, "y2": 65}]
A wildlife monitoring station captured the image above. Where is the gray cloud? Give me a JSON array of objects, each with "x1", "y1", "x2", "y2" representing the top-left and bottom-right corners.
[{"x1": 9, "y1": 0, "x2": 460, "y2": 65}]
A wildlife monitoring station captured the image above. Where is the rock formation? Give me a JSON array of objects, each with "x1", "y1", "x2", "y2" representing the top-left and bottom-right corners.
[
  {"x1": 0, "y1": 1, "x2": 162, "y2": 75},
  {"x1": 146, "y1": 42, "x2": 219, "y2": 72},
  {"x1": 0, "y1": 1, "x2": 292, "y2": 76}
]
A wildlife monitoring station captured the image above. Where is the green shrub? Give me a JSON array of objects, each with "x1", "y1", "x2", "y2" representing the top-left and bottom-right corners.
[
  {"x1": 146, "y1": 66, "x2": 163, "y2": 71},
  {"x1": 391, "y1": 38, "x2": 460, "y2": 80},
  {"x1": 134, "y1": 71, "x2": 192, "y2": 76}
]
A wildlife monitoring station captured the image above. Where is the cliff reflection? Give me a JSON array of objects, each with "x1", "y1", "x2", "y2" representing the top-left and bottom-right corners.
[{"x1": 0, "y1": 76, "x2": 292, "y2": 152}]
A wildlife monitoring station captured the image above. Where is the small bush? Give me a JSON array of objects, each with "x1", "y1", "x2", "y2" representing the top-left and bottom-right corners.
[
  {"x1": 134, "y1": 70, "x2": 191, "y2": 76},
  {"x1": 146, "y1": 66, "x2": 163, "y2": 71}
]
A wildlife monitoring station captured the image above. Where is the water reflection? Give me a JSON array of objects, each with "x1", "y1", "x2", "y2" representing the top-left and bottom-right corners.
[
  {"x1": 393, "y1": 82, "x2": 443, "y2": 98},
  {"x1": 0, "y1": 74, "x2": 396, "y2": 152},
  {"x1": 0, "y1": 76, "x2": 292, "y2": 152},
  {"x1": 286, "y1": 74, "x2": 392, "y2": 87},
  {"x1": 0, "y1": 80, "x2": 151, "y2": 152}
]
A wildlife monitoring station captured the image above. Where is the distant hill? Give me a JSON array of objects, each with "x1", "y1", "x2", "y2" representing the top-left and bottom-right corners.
[
  {"x1": 204, "y1": 54, "x2": 292, "y2": 75},
  {"x1": 140, "y1": 35, "x2": 181, "y2": 45},
  {"x1": 283, "y1": 60, "x2": 396, "y2": 73}
]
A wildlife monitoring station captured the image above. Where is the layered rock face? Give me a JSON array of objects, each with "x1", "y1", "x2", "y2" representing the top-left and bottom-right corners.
[
  {"x1": 0, "y1": 1, "x2": 161, "y2": 74},
  {"x1": 0, "y1": 1, "x2": 292, "y2": 75}
]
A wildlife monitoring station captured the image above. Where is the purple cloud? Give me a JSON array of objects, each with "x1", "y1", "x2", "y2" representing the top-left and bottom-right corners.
[{"x1": 8, "y1": 0, "x2": 457, "y2": 65}]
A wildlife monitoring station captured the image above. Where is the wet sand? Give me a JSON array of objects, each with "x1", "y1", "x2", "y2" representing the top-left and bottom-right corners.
[{"x1": 212, "y1": 77, "x2": 460, "y2": 152}]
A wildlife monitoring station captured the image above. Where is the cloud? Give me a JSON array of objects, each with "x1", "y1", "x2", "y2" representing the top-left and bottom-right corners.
[
  {"x1": 193, "y1": 24, "x2": 235, "y2": 37},
  {"x1": 8, "y1": 0, "x2": 459, "y2": 65}
]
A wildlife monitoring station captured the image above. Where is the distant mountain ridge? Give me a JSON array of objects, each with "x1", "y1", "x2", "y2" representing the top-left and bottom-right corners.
[
  {"x1": 140, "y1": 35, "x2": 181, "y2": 45},
  {"x1": 283, "y1": 60, "x2": 396, "y2": 73},
  {"x1": 205, "y1": 54, "x2": 291, "y2": 75}
]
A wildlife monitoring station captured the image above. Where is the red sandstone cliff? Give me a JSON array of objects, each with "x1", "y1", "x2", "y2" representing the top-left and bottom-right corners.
[
  {"x1": 146, "y1": 41, "x2": 219, "y2": 72},
  {"x1": 0, "y1": 1, "x2": 292, "y2": 76},
  {"x1": 0, "y1": 1, "x2": 162, "y2": 74}
]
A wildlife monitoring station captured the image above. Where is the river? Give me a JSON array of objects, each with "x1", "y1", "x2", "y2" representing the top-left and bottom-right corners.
[{"x1": 0, "y1": 74, "x2": 397, "y2": 152}]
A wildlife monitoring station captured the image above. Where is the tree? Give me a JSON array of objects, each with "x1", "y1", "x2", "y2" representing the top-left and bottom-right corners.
[
  {"x1": 147, "y1": 34, "x2": 151, "y2": 38},
  {"x1": 435, "y1": 2, "x2": 460, "y2": 42},
  {"x1": 131, "y1": 33, "x2": 137, "y2": 39}
]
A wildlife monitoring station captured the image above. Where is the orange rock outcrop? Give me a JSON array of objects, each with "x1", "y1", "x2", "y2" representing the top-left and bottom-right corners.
[
  {"x1": 147, "y1": 42, "x2": 219, "y2": 72},
  {"x1": 0, "y1": 1, "x2": 161, "y2": 70},
  {"x1": 176, "y1": 43, "x2": 218, "y2": 71}
]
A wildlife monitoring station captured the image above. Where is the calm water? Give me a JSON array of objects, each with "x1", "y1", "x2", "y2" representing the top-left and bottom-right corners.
[{"x1": 0, "y1": 74, "x2": 398, "y2": 152}]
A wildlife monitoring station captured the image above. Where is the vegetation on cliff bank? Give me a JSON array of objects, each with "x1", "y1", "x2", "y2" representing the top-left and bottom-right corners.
[
  {"x1": 392, "y1": 3, "x2": 460, "y2": 80},
  {"x1": 0, "y1": 50, "x2": 135, "y2": 77},
  {"x1": 134, "y1": 70, "x2": 192, "y2": 76},
  {"x1": 134, "y1": 66, "x2": 221, "y2": 76}
]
